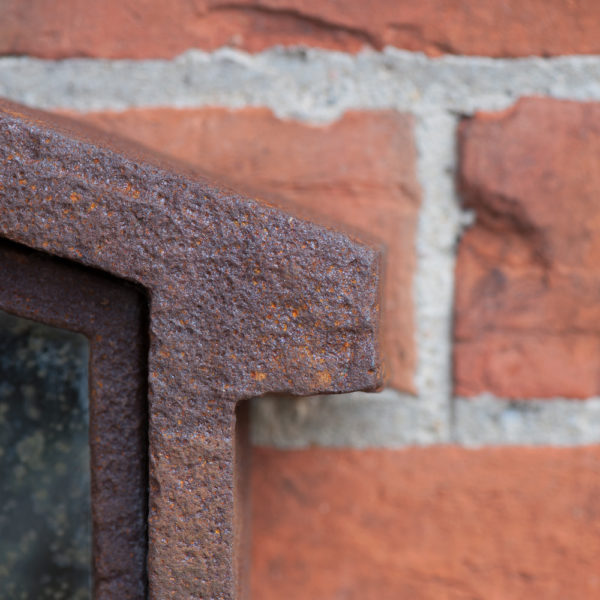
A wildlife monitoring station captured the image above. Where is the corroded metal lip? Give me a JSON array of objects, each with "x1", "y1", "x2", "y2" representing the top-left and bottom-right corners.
[{"x1": 0, "y1": 98, "x2": 382, "y2": 598}]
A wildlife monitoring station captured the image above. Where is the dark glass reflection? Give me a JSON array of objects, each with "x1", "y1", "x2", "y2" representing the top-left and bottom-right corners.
[{"x1": 0, "y1": 310, "x2": 91, "y2": 599}]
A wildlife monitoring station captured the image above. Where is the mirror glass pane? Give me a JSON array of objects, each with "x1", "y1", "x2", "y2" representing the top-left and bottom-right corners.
[{"x1": 0, "y1": 309, "x2": 91, "y2": 599}]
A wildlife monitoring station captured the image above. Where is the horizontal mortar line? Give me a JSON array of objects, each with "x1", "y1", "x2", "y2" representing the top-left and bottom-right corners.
[
  {"x1": 1, "y1": 48, "x2": 600, "y2": 119},
  {"x1": 251, "y1": 389, "x2": 600, "y2": 449},
  {"x1": 454, "y1": 395, "x2": 600, "y2": 448}
]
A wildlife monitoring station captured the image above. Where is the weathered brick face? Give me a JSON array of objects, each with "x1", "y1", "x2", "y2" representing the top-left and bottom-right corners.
[
  {"x1": 456, "y1": 98, "x2": 600, "y2": 398},
  {"x1": 73, "y1": 107, "x2": 420, "y2": 392},
  {"x1": 251, "y1": 446, "x2": 600, "y2": 600},
  {"x1": 2, "y1": 0, "x2": 600, "y2": 58}
]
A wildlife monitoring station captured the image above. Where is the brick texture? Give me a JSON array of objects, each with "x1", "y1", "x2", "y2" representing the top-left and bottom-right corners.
[
  {"x1": 251, "y1": 445, "x2": 600, "y2": 599},
  {"x1": 2, "y1": 1, "x2": 600, "y2": 59},
  {"x1": 456, "y1": 98, "x2": 600, "y2": 399},
  {"x1": 74, "y1": 108, "x2": 419, "y2": 392}
]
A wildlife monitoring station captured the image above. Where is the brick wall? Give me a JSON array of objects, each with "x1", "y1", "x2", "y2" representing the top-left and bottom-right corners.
[{"x1": 3, "y1": 2, "x2": 600, "y2": 597}]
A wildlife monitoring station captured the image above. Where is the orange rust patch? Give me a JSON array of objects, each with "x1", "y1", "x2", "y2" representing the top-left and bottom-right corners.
[{"x1": 316, "y1": 371, "x2": 332, "y2": 386}]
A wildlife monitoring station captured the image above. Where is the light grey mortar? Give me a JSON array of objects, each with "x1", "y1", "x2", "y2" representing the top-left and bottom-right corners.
[
  {"x1": 454, "y1": 395, "x2": 600, "y2": 447},
  {"x1": 411, "y1": 111, "x2": 468, "y2": 444},
  {"x1": 3, "y1": 47, "x2": 600, "y2": 447},
  {"x1": 251, "y1": 389, "x2": 447, "y2": 448},
  {"x1": 2, "y1": 48, "x2": 600, "y2": 119}
]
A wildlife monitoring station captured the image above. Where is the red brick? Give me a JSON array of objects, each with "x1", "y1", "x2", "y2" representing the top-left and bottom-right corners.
[
  {"x1": 2, "y1": 1, "x2": 600, "y2": 58},
  {"x1": 73, "y1": 107, "x2": 419, "y2": 392},
  {"x1": 251, "y1": 445, "x2": 600, "y2": 599},
  {"x1": 456, "y1": 98, "x2": 600, "y2": 399}
]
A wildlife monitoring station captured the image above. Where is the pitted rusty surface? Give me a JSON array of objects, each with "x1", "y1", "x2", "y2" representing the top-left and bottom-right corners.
[{"x1": 0, "y1": 99, "x2": 382, "y2": 599}]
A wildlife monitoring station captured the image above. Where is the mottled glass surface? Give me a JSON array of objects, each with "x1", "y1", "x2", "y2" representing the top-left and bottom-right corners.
[{"x1": 0, "y1": 310, "x2": 91, "y2": 599}]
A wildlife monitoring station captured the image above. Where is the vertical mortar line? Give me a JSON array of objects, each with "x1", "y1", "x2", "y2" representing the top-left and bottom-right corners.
[{"x1": 413, "y1": 109, "x2": 465, "y2": 444}]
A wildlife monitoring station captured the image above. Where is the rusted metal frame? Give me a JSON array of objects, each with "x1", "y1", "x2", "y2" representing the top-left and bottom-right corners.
[
  {"x1": 0, "y1": 239, "x2": 148, "y2": 598},
  {"x1": 0, "y1": 99, "x2": 382, "y2": 599}
]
